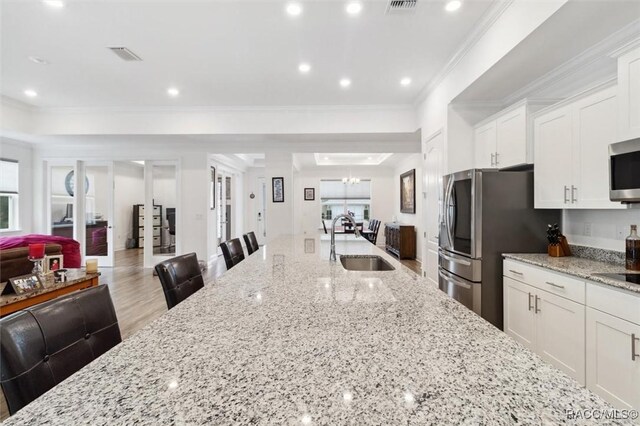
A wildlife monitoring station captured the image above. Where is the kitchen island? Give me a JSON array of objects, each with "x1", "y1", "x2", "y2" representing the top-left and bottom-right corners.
[{"x1": 4, "y1": 236, "x2": 627, "y2": 425}]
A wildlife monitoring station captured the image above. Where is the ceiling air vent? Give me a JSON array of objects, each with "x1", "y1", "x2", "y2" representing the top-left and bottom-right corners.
[
  {"x1": 107, "y1": 47, "x2": 142, "y2": 61},
  {"x1": 386, "y1": 0, "x2": 417, "y2": 14}
]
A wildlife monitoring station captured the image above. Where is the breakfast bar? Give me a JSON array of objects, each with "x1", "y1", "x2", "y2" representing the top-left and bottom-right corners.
[{"x1": 3, "y1": 236, "x2": 625, "y2": 425}]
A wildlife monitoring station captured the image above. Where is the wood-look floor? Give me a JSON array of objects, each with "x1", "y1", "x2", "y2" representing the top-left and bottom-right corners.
[{"x1": 0, "y1": 246, "x2": 420, "y2": 421}]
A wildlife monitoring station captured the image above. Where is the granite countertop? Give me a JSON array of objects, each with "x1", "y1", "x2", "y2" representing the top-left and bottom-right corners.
[
  {"x1": 503, "y1": 253, "x2": 640, "y2": 294},
  {"x1": 5, "y1": 236, "x2": 629, "y2": 425},
  {"x1": 0, "y1": 270, "x2": 100, "y2": 306}
]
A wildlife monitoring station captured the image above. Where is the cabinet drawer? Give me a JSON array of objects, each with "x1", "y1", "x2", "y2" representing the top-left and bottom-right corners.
[
  {"x1": 152, "y1": 236, "x2": 161, "y2": 247},
  {"x1": 153, "y1": 216, "x2": 161, "y2": 227},
  {"x1": 153, "y1": 206, "x2": 161, "y2": 215},
  {"x1": 504, "y1": 259, "x2": 585, "y2": 304},
  {"x1": 153, "y1": 227, "x2": 161, "y2": 237},
  {"x1": 139, "y1": 206, "x2": 145, "y2": 214},
  {"x1": 138, "y1": 237, "x2": 144, "y2": 247},
  {"x1": 587, "y1": 281, "x2": 640, "y2": 325}
]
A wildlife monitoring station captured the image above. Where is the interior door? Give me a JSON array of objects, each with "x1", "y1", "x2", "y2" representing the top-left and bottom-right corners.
[
  {"x1": 256, "y1": 177, "x2": 266, "y2": 245},
  {"x1": 423, "y1": 131, "x2": 443, "y2": 286},
  {"x1": 83, "y1": 162, "x2": 115, "y2": 267}
]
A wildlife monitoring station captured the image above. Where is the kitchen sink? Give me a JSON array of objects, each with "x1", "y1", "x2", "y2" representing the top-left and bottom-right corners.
[{"x1": 339, "y1": 255, "x2": 395, "y2": 271}]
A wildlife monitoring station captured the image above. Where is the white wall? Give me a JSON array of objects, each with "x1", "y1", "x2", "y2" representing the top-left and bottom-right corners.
[
  {"x1": 0, "y1": 138, "x2": 33, "y2": 235},
  {"x1": 113, "y1": 162, "x2": 144, "y2": 251},
  {"x1": 265, "y1": 152, "x2": 294, "y2": 239},
  {"x1": 293, "y1": 165, "x2": 395, "y2": 244},
  {"x1": 563, "y1": 209, "x2": 640, "y2": 252},
  {"x1": 393, "y1": 154, "x2": 423, "y2": 261}
]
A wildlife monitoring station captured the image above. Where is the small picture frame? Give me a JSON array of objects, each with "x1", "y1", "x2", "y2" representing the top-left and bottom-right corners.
[
  {"x1": 8, "y1": 273, "x2": 44, "y2": 295},
  {"x1": 45, "y1": 255, "x2": 64, "y2": 274},
  {"x1": 272, "y1": 177, "x2": 284, "y2": 203},
  {"x1": 304, "y1": 188, "x2": 315, "y2": 201}
]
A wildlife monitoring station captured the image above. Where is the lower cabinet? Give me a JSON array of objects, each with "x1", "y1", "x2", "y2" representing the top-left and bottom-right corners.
[
  {"x1": 504, "y1": 259, "x2": 640, "y2": 411},
  {"x1": 504, "y1": 277, "x2": 585, "y2": 384}
]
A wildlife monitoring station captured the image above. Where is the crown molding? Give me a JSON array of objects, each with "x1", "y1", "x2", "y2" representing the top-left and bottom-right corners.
[
  {"x1": 413, "y1": 0, "x2": 515, "y2": 107},
  {"x1": 501, "y1": 19, "x2": 640, "y2": 106},
  {"x1": 34, "y1": 103, "x2": 415, "y2": 115},
  {"x1": 1, "y1": 96, "x2": 37, "y2": 113},
  {"x1": 531, "y1": 76, "x2": 617, "y2": 119}
]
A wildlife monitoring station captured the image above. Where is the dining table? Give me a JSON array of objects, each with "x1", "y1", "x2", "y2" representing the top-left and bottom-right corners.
[{"x1": 4, "y1": 235, "x2": 625, "y2": 425}]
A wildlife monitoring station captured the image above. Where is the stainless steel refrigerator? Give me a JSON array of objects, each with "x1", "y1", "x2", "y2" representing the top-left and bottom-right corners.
[{"x1": 438, "y1": 168, "x2": 560, "y2": 329}]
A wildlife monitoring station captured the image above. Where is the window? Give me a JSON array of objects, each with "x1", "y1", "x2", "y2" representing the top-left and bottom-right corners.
[
  {"x1": 0, "y1": 159, "x2": 19, "y2": 231},
  {"x1": 320, "y1": 179, "x2": 371, "y2": 223}
]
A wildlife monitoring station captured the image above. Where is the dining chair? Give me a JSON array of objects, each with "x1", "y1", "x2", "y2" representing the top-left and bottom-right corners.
[
  {"x1": 220, "y1": 238, "x2": 245, "y2": 270},
  {"x1": 243, "y1": 232, "x2": 260, "y2": 255},
  {"x1": 155, "y1": 252, "x2": 205, "y2": 309},
  {"x1": 0, "y1": 285, "x2": 122, "y2": 415}
]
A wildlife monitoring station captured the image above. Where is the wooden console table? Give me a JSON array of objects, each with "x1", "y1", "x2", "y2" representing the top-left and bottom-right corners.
[
  {"x1": 384, "y1": 223, "x2": 416, "y2": 260},
  {"x1": 0, "y1": 270, "x2": 100, "y2": 317}
]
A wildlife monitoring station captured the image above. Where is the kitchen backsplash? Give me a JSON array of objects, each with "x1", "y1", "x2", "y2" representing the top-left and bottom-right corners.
[
  {"x1": 569, "y1": 245, "x2": 625, "y2": 265},
  {"x1": 563, "y1": 209, "x2": 640, "y2": 252}
]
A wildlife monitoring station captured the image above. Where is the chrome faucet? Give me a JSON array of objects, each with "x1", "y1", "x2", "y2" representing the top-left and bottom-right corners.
[{"x1": 330, "y1": 214, "x2": 361, "y2": 262}]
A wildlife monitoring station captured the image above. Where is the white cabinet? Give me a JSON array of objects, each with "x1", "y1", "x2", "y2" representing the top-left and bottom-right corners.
[
  {"x1": 534, "y1": 83, "x2": 624, "y2": 209},
  {"x1": 615, "y1": 42, "x2": 640, "y2": 140},
  {"x1": 586, "y1": 282, "x2": 640, "y2": 411},
  {"x1": 474, "y1": 121, "x2": 497, "y2": 169},
  {"x1": 503, "y1": 262, "x2": 586, "y2": 385},
  {"x1": 473, "y1": 102, "x2": 535, "y2": 170}
]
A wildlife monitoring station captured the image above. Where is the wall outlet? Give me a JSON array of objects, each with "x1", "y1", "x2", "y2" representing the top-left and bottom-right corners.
[{"x1": 584, "y1": 222, "x2": 592, "y2": 237}]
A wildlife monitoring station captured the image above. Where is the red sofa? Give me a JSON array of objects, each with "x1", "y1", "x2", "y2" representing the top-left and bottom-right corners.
[{"x1": 0, "y1": 234, "x2": 81, "y2": 268}]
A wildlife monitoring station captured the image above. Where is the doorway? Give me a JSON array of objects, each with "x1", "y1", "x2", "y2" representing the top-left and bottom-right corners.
[{"x1": 216, "y1": 171, "x2": 233, "y2": 246}]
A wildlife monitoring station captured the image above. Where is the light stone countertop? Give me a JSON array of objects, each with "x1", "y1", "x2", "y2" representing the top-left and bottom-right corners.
[
  {"x1": 4, "y1": 236, "x2": 630, "y2": 425},
  {"x1": 503, "y1": 253, "x2": 640, "y2": 294}
]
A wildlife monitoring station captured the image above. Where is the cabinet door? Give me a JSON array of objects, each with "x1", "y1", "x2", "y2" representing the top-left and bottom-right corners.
[
  {"x1": 536, "y1": 289, "x2": 586, "y2": 385},
  {"x1": 573, "y1": 86, "x2": 625, "y2": 209},
  {"x1": 496, "y1": 105, "x2": 527, "y2": 169},
  {"x1": 586, "y1": 307, "x2": 640, "y2": 411},
  {"x1": 617, "y1": 45, "x2": 640, "y2": 140},
  {"x1": 474, "y1": 121, "x2": 497, "y2": 169},
  {"x1": 534, "y1": 106, "x2": 573, "y2": 208},
  {"x1": 503, "y1": 277, "x2": 536, "y2": 350}
]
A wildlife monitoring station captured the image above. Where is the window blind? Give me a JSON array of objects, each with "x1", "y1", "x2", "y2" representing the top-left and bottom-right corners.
[{"x1": 0, "y1": 159, "x2": 19, "y2": 194}]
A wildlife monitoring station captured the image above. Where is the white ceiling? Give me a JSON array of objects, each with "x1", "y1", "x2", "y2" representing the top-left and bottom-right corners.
[
  {"x1": 313, "y1": 152, "x2": 392, "y2": 166},
  {"x1": 1, "y1": 0, "x2": 495, "y2": 108}
]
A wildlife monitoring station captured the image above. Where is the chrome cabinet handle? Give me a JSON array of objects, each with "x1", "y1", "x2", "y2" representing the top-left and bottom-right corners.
[
  {"x1": 495, "y1": 152, "x2": 499, "y2": 166},
  {"x1": 633, "y1": 334, "x2": 639, "y2": 361},
  {"x1": 571, "y1": 185, "x2": 577, "y2": 204},
  {"x1": 528, "y1": 292, "x2": 533, "y2": 311},
  {"x1": 564, "y1": 185, "x2": 570, "y2": 204},
  {"x1": 545, "y1": 281, "x2": 565, "y2": 289},
  {"x1": 509, "y1": 269, "x2": 523, "y2": 275},
  {"x1": 490, "y1": 153, "x2": 495, "y2": 167},
  {"x1": 535, "y1": 295, "x2": 541, "y2": 313},
  {"x1": 441, "y1": 253, "x2": 471, "y2": 266}
]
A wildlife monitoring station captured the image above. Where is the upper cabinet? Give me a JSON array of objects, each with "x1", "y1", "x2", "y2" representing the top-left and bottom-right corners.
[
  {"x1": 473, "y1": 100, "x2": 549, "y2": 170},
  {"x1": 615, "y1": 41, "x2": 640, "y2": 140},
  {"x1": 534, "y1": 82, "x2": 625, "y2": 210}
]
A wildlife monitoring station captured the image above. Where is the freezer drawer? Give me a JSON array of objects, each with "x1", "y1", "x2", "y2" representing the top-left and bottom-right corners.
[
  {"x1": 438, "y1": 267, "x2": 482, "y2": 316},
  {"x1": 438, "y1": 248, "x2": 481, "y2": 282}
]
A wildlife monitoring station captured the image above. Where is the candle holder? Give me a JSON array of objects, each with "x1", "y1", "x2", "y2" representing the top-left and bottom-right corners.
[{"x1": 28, "y1": 256, "x2": 45, "y2": 277}]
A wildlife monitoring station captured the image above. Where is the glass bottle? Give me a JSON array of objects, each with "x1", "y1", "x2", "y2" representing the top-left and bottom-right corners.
[{"x1": 626, "y1": 225, "x2": 640, "y2": 271}]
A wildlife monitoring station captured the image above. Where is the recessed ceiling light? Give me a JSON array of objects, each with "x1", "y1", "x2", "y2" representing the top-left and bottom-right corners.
[
  {"x1": 167, "y1": 87, "x2": 180, "y2": 97},
  {"x1": 367, "y1": 156, "x2": 373, "y2": 160},
  {"x1": 286, "y1": 3, "x2": 302, "y2": 16},
  {"x1": 43, "y1": 0, "x2": 65, "y2": 8},
  {"x1": 24, "y1": 89, "x2": 38, "y2": 98},
  {"x1": 400, "y1": 77, "x2": 412, "y2": 86},
  {"x1": 298, "y1": 63, "x2": 311, "y2": 73},
  {"x1": 323, "y1": 156, "x2": 329, "y2": 160},
  {"x1": 346, "y1": 2, "x2": 363, "y2": 15},
  {"x1": 339, "y1": 78, "x2": 351, "y2": 88},
  {"x1": 445, "y1": 0, "x2": 462, "y2": 12},
  {"x1": 28, "y1": 56, "x2": 50, "y2": 65}
]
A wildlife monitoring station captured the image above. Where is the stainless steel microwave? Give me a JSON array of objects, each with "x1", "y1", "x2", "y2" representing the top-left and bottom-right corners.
[{"x1": 609, "y1": 138, "x2": 640, "y2": 203}]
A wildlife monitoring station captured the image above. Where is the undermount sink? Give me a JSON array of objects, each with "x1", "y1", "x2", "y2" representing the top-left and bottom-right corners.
[{"x1": 339, "y1": 255, "x2": 395, "y2": 271}]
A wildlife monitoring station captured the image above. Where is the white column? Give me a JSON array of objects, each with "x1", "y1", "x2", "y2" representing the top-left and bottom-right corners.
[{"x1": 265, "y1": 152, "x2": 294, "y2": 239}]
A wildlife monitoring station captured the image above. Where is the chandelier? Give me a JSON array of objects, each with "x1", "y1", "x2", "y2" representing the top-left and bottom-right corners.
[{"x1": 342, "y1": 176, "x2": 360, "y2": 185}]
